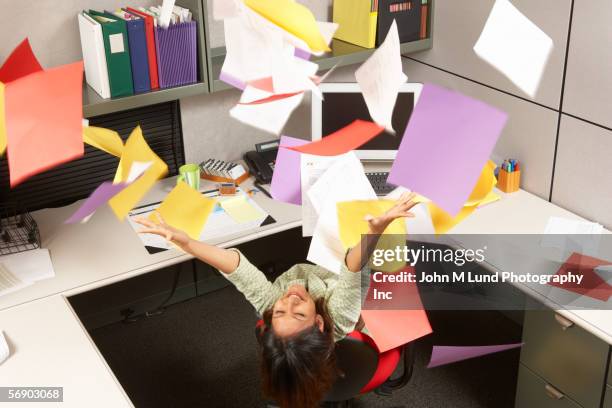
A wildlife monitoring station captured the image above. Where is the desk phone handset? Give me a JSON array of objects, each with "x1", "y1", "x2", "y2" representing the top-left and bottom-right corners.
[{"x1": 243, "y1": 140, "x2": 279, "y2": 185}]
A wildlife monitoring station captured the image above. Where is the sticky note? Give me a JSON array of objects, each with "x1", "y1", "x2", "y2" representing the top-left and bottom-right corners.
[
  {"x1": 109, "y1": 126, "x2": 168, "y2": 220},
  {"x1": 83, "y1": 125, "x2": 124, "y2": 157},
  {"x1": 427, "y1": 343, "x2": 523, "y2": 369},
  {"x1": 270, "y1": 136, "x2": 308, "y2": 205},
  {"x1": 336, "y1": 200, "x2": 406, "y2": 250},
  {"x1": 474, "y1": 0, "x2": 553, "y2": 98},
  {"x1": 221, "y1": 196, "x2": 266, "y2": 223},
  {"x1": 388, "y1": 84, "x2": 507, "y2": 216},
  {"x1": 288, "y1": 120, "x2": 385, "y2": 156},
  {"x1": 244, "y1": 0, "x2": 331, "y2": 53},
  {"x1": 152, "y1": 181, "x2": 215, "y2": 240},
  {"x1": 4, "y1": 61, "x2": 85, "y2": 186},
  {"x1": 362, "y1": 267, "x2": 432, "y2": 353},
  {"x1": 355, "y1": 20, "x2": 407, "y2": 132},
  {"x1": 0, "y1": 39, "x2": 43, "y2": 83}
]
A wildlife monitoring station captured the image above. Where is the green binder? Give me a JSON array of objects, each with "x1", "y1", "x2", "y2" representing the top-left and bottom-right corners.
[{"x1": 86, "y1": 10, "x2": 134, "y2": 98}]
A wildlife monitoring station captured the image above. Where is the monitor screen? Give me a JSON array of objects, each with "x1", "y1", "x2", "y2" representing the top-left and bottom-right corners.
[{"x1": 321, "y1": 92, "x2": 415, "y2": 150}]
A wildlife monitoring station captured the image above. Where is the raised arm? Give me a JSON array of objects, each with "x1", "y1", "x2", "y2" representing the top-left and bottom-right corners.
[
  {"x1": 135, "y1": 213, "x2": 239, "y2": 274},
  {"x1": 345, "y1": 192, "x2": 418, "y2": 272}
]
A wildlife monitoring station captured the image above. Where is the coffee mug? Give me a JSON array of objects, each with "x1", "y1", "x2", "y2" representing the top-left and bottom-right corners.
[{"x1": 177, "y1": 163, "x2": 200, "y2": 190}]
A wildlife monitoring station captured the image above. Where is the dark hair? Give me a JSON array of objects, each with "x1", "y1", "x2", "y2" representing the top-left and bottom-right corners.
[{"x1": 259, "y1": 297, "x2": 337, "y2": 408}]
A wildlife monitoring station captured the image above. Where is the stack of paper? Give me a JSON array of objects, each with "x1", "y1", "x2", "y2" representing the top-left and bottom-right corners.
[
  {"x1": 541, "y1": 216, "x2": 604, "y2": 257},
  {"x1": 0, "y1": 249, "x2": 55, "y2": 298}
]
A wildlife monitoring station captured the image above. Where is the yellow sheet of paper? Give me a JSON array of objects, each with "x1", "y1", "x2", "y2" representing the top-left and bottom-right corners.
[
  {"x1": 0, "y1": 82, "x2": 6, "y2": 156},
  {"x1": 337, "y1": 200, "x2": 406, "y2": 249},
  {"x1": 83, "y1": 125, "x2": 124, "y2": 158},
  {"x1": 220, "y1": 196, "x2": 265, "y2": 223},
  {"x1": 478, "y1": 191, "x2": 501, "y2": 207},
  {"x1": 150, "y1": 181, "x2": 215, "y2": 239},
  {"x1": 244, "y1": 0, "x2": 330, "y2": 52},
  {"x1": 109, "y1": 126, "x2": 168, "y2": 220},
  {"x1": 428, "y1": 161, "x2": 497, "y2": 234}
]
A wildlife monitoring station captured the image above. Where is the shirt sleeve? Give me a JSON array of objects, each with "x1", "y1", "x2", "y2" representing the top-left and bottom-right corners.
[
  {"x1": 221, "y1": 249, "x2": 282, "y2": 315},
  {"x1": 327, "y1": 260, "x2": 367, "y2": 341}
]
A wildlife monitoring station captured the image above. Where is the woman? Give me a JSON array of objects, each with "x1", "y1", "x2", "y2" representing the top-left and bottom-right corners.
[{"x1": 136, "y1": 192, "x2": 417, "y2": 408}]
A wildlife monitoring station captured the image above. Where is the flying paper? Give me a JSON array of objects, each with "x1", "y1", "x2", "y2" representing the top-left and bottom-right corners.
[
  {"x1": 244, "y1": 0, "x2": 331, "y2": 53},
  {"x1": 83, "y1": 125, "x2": 124, "y2": 157},
  {"x1": 355, "y1": 20, "x2": 407, "y2": 132},
  {"x1": 109, "y1": 127, "x2": 168, "y2": 220},
  {"x1": 151, "y1": 181, "x2": 215, "y2": 240},
  {"x1": 388, "y1": 83, "x2": 507, "y2": 216},
  {"x1": 271, "y1": 136, "x2": 308, "y2": 205},
  {"x1": 4, "y1": 61, "x2": 84, "y2": 186},
  {"x1": 473, "y1": 0, "x2": 553, "y2": 98},
  {"x1": 0, "y1": 83, "x2": 6, "y2": 156},
  {"x1": 549, "y1": 252, "x2": 612, "y2": 302},
  {"x1": 0, "y1": 39, "x2": 43, "y2": 83},
  {"x1": 212, "y1": 0, "x2": 240, "y2": 20},
  {"x1": 362, "y1": 268, "x2": 432, "y2": 352},
  {"x1": 288, "y1": 120, "x2": 384, "y2": 156},
  {"x1": 230, "y1": 89, "x2": 304, "y2": 135},
  {"x1": 427, "y1": 343, "x2": 523, "y2": 369},
  {"x1": 221, "y1": 195, "x2": 267, "y2": 223}
]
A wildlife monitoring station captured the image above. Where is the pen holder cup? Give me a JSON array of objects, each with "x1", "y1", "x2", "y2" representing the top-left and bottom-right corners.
[{"x1": 497, "y1": 169, "x2": 520, "y2": 193}]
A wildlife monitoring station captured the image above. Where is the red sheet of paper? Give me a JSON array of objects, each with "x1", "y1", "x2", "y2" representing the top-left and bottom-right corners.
[
  {"x1": 0, "y1": 39, "x2": 43, "y2": 83},
  {"x1": 5, "y1": 61, "x2": 84, "y2": 186},
  {"x1": 549, "y1": 252, "x2": 612, "y2": 302},
  {"x1": 361, "y1": 267, "x2": 433, "y2": 353},
  {"x1": 286, "y1": 120, "x2": 384, "y2": 156}
]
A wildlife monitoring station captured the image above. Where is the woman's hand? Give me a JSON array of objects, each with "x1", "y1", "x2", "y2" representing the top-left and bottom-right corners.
[
  {"x1": 134, "y1": 212, "x2": 191, "y2": 248},
  {"x1": 365, "y1": 192, "x2": 418, "y2": 235}
]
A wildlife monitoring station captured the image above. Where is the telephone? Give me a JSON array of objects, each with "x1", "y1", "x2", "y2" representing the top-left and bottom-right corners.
[{"x1": 243, "y1": 140, "x2": 279, "y2": 184}]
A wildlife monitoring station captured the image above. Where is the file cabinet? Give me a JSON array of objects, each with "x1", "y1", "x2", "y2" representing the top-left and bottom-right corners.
[{"x1": 516, "y1": 311, "x2": 610, "y2": 408}]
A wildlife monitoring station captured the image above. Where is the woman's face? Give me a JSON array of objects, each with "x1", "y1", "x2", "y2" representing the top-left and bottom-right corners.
[{"x1": 271, "y1": 284, "x2": 324, "y2": 338}]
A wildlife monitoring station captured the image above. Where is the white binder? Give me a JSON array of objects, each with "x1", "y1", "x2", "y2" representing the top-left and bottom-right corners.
[{"x1": 78, "y1": 12, "x2": 111, "y2": 99}]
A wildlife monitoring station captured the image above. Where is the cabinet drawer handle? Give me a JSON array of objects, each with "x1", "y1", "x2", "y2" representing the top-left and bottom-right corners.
[
  {"x1": 545, "y1": 384, "x2": 565, "y2": 400},
  {"x1": 554, "y1": 313, "x2": 574, "y2": 330}
]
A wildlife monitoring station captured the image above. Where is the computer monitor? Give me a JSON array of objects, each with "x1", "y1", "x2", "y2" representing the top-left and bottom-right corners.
[{"x1": 311, "y1": 82, "x2": 422, "y2": 160}]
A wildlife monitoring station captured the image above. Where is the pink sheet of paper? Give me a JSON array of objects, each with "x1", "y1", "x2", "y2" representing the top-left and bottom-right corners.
[
  {"x1": 388, "y1": 83, "x2": 508, "y2": 216},
  {"x1": 286, "y1": 120, "x2": 384, "y2": 156},
  {"x1": 65, "y1": 182, "x2": 129, "y2": 224},
  {"x1": 270, "y1": 136, "x2": 308, "y2": 205},
  {"x1": 361, "y1": 267, "x2": 433, "y2": 353},
  {"x1": 427, "y1": 343, "x2": 523, "y2": 368},
  {"x1": 5, "y1": 61, "x2": 84, "y2": 186}
]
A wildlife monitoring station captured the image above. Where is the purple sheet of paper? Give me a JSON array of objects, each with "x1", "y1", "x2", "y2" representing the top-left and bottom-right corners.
[
  {"x1": 388, "y1": 83, "x2": 508, "y2": 216},
  {"x1": 270, "y1": 136, "x2": 308, "y2": 205},
  {"x1": 65, "y1": 182, "x2": 128, "y2": 224},
  {"x1": 427, "y1": 343, "x2": 523, "y2": 368}
]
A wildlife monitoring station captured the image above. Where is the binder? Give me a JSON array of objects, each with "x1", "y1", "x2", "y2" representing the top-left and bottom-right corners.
[
  {"x1": 376, "y1": 0, "x2": 422, "y2": 46},
  {"x1": 333, "y1": 0, "x2": 378, "y2": 49},
  {"x1": 87, "y1": 10, "x2": 134, "y2": 98},
  {"x1": 126, "y1": 7, "x2": 159, "y2": 89},
  {"x1": 78, "y1": 12, "x2": 111, "y2": 99},
  {"x1": 109, "y1": 10, "x2": 151, "y2": 93}
]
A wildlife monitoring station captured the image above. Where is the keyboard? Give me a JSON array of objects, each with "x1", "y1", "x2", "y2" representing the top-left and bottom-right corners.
[{"x1": 366, "y1": 172, "x2": 396, "y2": 196}]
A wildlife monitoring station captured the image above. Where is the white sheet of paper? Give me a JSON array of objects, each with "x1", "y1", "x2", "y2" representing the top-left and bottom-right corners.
[
  {"x1": 126, "y1": 161, "x2": 153, "y2": 184},
  {"x1": 541, "y1": 216, "x2": 603, "y2": 258},
  {"x1": 594, "y1": 265, "x2": 612, "y2": 283},
  {"x1": 0, "y1": 249, "x2": 55, "y2": 283},
  {"x1": 300, "y1": 154, "x2": 345, "y2": 236},
  {"x1": 355, "y1": 20, "x2": 407, "y2": 132},
  {"x1": 0, "y1": 331, "x2": 8, "y2": 365},
  {"x1": 158, "y1": 0, "x2": 176, "y2": 28},
  {"x1": 306, "y1": 153, "x2": 377, "y2": 273},
  {"x1": 473, "y1": 0, "x2": 553, "y2": 98},
  {"x1": 0, "y1": 262, "x2": 31, "y2": 297},
  {"x1": 230, "y1": 91, "x2": 304, "y2": 135},
  {"x1": 385, "y1": 187, "x2": 435, "y2": 235},
  {"x1": 212, "y1": 0, "x2": 239, "y2": 20},
  {"x1": 272, "y1": 50, "x2": 320, "y2": 97}
]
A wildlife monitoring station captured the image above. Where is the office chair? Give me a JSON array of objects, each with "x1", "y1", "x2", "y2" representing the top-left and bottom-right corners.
[{"x1": 256, "y1": 321, "x2": 415, "y2": 407}]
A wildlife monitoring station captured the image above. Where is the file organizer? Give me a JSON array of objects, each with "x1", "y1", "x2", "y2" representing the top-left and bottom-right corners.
[
  {"x1": 376, "y1": 0, "x2": 422, "y2": 46},
  {"x1": 155, "y1": 21, "x2": 198, "y2": 89},
  {"x1": 333, "y1": 0, "x2": 378, "y2": 49}
]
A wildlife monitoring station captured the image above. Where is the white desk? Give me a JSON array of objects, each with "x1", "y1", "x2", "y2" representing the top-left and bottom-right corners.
[{"x1": 0, "y1": 174, "x2": 610, "y2": 408}]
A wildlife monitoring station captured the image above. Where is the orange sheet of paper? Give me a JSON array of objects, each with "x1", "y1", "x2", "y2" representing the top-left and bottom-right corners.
[
  {"x1": 549, "y1": 253, "x2": 612, "y2": 302},
  {"x1": 150, "y1": 181, "x2": 215, "y2": 240},
  {"x1": 0, "y1": 39, "x2": 43, "y2": 83},
  {"x1": 83, "y1": 125, "x2": 124, "y2": 158},
  {"x1": 4, "y1": 61, "x2": 84, "y2": 186},
  {"x1": 286, "y1": 120, "x2": 384, "y2": 156},
  {"x1": 361, "y1": 267, "x2": 433, "y2": 352},
  {"x1": 109, "y1": 126, "x2": 168, "y2": 220}
]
